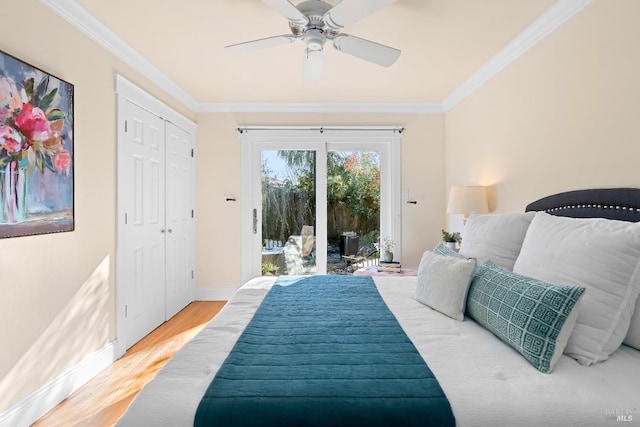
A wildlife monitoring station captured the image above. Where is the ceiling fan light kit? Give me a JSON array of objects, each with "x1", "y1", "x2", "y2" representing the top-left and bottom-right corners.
[
  {"x1": 303, "y1": 48, "x2": 323, "y2": 82},
  {"x1": 303, "y1": 28, "x2": 326, "y2": 51},
  {"x1": 226, "y1": 0, "x2": 401, "y2": 82}
]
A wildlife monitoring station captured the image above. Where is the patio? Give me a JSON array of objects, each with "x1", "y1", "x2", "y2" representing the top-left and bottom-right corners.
[{"x1": 262, "y1": 237, "x2": 378, "y2": 276}]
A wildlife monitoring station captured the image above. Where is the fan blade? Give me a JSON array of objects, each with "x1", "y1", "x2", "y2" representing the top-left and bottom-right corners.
[
  {"x1": 303, "y1": 48, "x2": 323, "y2": 83},
  {"x1": 324, "y1": 0, "x2": 397, "y2": 30},
  {"x1": 225, "y1": 35, "x2": 296, "y2": 53},
  {"x1": 262, "y1": 0, "x2": 308, "y2": 26},
  {"x1": 333, "y1": 34, "x2": 400, "y2": 67}
]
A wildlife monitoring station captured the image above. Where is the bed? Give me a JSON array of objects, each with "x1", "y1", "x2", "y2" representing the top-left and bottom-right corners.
[{"x1": 117, "y1": 188, "x2": 640, "y2": 426}]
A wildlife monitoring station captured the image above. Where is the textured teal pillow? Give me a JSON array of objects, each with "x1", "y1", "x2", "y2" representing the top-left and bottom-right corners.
[
  {"x1": 467, "y1": 261, "x2": 585, "y2": 373},
  {"x1": 433, "y1": 242, "x2": 467, "y2": 259}
]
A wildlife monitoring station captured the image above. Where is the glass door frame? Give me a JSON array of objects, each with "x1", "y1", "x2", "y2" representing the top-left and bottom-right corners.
[{"x1": 240, "y1": 127, "x2": 403, "y2": 282}]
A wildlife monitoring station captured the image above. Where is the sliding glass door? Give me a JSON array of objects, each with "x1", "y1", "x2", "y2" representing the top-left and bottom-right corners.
[
  {"x1": 261, "y1": 149, "x2": 317, "y2": 276},
  {"x1": 240, "y1": 128, "x2": 402, "y2": 282},
  {"x1": 326, "y1": 150, "x2": 381, "y2": 274},
  {"x1": 246, "y1": 140, "x2": 327, "y2": 278},
  {"x1": 260, "y1": 149, "x2": 382, "y2": 276}
]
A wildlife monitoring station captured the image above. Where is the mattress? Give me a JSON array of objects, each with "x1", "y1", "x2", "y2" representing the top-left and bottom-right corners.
[{"x1": 117, "y1": 276, "x2": 640, "y2": 426}]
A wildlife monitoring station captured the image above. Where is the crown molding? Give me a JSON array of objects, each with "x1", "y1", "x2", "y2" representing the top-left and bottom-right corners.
[
  {"x1": 442, "y1": 0, "x2": 592, "y2": 111},
  {"x1": 197, "y1": 102, "x2": 444, "y2": 114},
  {"x1": 40, "y1": 0, "x2": 200, "y2": 111},
  {"x1": 41, "y1": 0, "x2": 590, "y2": 115}
]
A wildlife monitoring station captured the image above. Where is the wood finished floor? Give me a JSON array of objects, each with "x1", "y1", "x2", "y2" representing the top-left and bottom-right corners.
[{"x1": 32, "y1": 301, "x2": 226, "y2": 427}]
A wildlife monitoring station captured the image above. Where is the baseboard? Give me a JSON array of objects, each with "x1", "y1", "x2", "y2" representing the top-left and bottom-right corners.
[
  {"x1": 0, "y1": 341, "x2": 117, "y2": 427},
  {"x1": 195, "y1": 287, "x2": 238, "y2": 301}
]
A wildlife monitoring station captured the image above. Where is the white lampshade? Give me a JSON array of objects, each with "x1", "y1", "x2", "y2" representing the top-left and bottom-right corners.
[{"x1": 447, "y1": 186, "x2": 489, "y2": 220}]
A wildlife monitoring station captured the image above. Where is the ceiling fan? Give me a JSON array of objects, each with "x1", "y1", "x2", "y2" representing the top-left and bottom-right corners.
[{"x1": 225, "y1": 0, "x2": 401, "y2": 83}]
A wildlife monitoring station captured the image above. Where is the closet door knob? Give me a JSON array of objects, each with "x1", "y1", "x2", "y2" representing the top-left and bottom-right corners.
[
  {"x1": 161, "y1": 229, "x2": 166, "y2": 233},
  {"x1": 168, "y1": 229, "x2": 173, "y2": 233}
]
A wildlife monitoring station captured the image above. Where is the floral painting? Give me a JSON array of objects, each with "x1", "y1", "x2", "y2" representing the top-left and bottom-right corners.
[{"x1": 0, "y1": 50, "x2": 73, "y2": 238}]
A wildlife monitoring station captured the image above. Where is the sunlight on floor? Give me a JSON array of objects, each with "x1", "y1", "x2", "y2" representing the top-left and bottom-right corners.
[{"x1": 32, "y1": 302, "x2": 224, "y2": 426}]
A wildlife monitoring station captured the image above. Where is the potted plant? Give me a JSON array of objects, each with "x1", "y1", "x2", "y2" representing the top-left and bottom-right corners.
[
  {"x1": 261, "y1": 263, "x2": 279, "y2": 276},
  {"x1": 441, "y1": 229, "x2": 462, "y2": 250},
  {"x1": 380, "y1": 237, "x2": 395, "y2": 262}
]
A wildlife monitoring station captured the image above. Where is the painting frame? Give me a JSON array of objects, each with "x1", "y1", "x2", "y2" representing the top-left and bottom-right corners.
[{"x1": 0, "y1": 49, "x2": 74, "y2": 238}]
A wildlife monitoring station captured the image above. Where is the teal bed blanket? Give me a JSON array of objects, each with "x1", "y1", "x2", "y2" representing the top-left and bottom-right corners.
[{"x1": 194, "y1": 275, "x2": 455, "y2": 427}]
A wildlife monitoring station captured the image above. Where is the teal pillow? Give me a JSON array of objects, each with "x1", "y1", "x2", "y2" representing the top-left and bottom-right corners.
[
  {"x1": 467, "y1": 261, "x2": 585, "y2": 373},
  {"x1": 433, "y1": 242, "x2": 467, "y2": 259}
]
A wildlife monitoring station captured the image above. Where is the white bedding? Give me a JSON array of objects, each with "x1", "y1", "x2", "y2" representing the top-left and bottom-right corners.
[{"x1": 117, "y1": 276, "x2": 640, "y2": 426}]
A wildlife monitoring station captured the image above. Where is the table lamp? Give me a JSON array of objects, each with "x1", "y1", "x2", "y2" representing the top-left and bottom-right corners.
[{"x1": 446, "y1": 186, "x2": 489, "y2": 223}]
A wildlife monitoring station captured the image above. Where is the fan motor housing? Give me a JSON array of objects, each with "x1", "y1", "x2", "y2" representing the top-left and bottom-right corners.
[{"x1": 289, "y1": 0, "x2": 339, "y2": 38}]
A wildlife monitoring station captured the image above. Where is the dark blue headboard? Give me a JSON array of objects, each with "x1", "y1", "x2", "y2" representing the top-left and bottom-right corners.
[{"x1": 525, "y1": 188, "x2": 640, "y2": 222}]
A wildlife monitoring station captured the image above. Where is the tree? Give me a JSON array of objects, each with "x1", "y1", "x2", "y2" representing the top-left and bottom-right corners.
[
  {"x1": 261, "y1": 153, "x2": 313, "y2": 243},
  {"x1": 272, "y1": 150, "x2": 380, "y2": 241}
]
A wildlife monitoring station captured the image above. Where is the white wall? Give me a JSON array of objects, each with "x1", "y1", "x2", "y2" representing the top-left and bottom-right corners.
[
  {"x1": 445, "y1": 0, "x2": 640, "y2": 213},
  {"x1": 195, "y1": 112, "x2": 446, "y2": 292},
  {"x1": 0, "y1": 0, "x2": 194, "y2": 413}
]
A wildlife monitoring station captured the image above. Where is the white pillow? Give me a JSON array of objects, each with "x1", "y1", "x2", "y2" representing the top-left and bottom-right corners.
[
  {"x1": 625, "y1": 306, "x2": 640, "y2": 350},
  {"x1": 459, "y1": 212, "x2": 535, "y2": 271},
  {"x1": 513, "y1": 212, "x2": 640, "y2": 365},
  {"x1": 415, "y1": 251, "x2": 476, "y2": 321}
]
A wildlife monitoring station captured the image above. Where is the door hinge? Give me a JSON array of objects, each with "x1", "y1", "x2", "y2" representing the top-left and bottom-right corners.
[
  {"x1": 191, "y1": 148, "x2": 194, "y2": 157},
  {"x1": 253, "y1": 208, "x2": 258, "y2": 234},
  {"x1": 191, "y1": 209, "x2": 194, "y2": 218},
  {"x1": 124, "y1": 212, "x2": 128, "y2": 225},
  {"x1": 125, "y1": 120, "x2": 127, "y2": 132},
  {"x1": 125, "y1": 305, "x2": 128, "y2": 317},
  {"x1": 191, "y1": 270, "x2": 194, "y2": 279}
]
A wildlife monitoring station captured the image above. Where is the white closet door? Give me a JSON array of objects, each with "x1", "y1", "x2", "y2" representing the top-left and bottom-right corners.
[
  {"x1": 119, "y1": 99, "x2": 166, "y2": 348},
  {"x1": 165, "y1": 122, "x2": 195, "y2": 318}
]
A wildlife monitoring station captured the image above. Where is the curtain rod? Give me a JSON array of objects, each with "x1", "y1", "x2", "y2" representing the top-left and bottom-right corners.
[{"x1": 237, "y1": 126, "x2": 404, "y2": 134}]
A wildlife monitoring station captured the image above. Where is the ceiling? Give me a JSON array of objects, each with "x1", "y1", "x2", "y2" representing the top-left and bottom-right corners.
[{"x1": 72, "y1": 0, "x2": 557, "y2": 105}]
